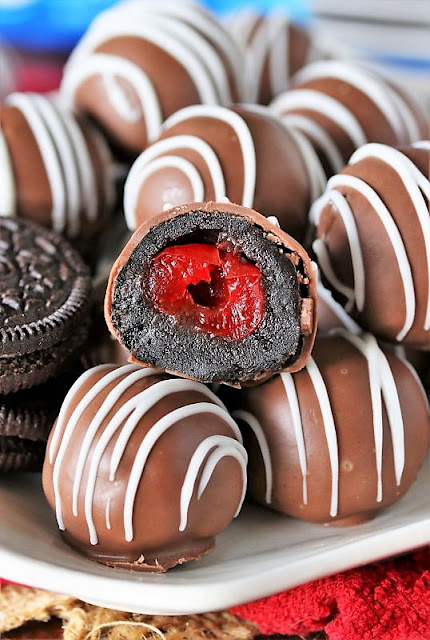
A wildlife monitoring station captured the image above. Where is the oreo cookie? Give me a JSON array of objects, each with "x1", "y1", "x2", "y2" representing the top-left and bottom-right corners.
[
  {"x1": 0, "y1": 218, "x2": 91, "y2": 394},
  {"x1": 0, "y1": 437, "x2": 46, "y2": 473},
  {"x1": 0, "y1": 367, "x2": 84, "y2": 473}
]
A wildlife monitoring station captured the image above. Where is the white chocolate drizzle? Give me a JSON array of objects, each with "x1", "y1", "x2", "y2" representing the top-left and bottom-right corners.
[
  {"x1": 0, "y1": 129, "x2": 16, "y2": 217},
  {"x1": 271, "y1": 89, "x2": 367, "y2": 150},
  {"x1": 317, "y1": 280, "x2": 362, "y2": 335},
  {"x1": 179, "y1": 434, "x2": 247, "y2": 531},
  {"x1": 123, "y1": 402, "x2": 242, "y2": 542},
  {"x1": 124, "y1": 103, "x2": 326, "y2": 230},
  {"x1": 62, "y1": 54, "x2": 163, "y2": 139},
  {"x1": 313, "y1": 188, "x2": 365, "y2": 313},
  {"x1": 286, "y1": 126, "x2": 327, "y2": 203},
  {"x1": 240, "y1": 332, "x2": 410, "y2": 517},
  {"x1": 280, "y1": 373, "x2": 308, "y2": 505},
  {"x1": 94, "y1": 0, "x2": 245, "y2": 100},
  {"x1": 31, "y1": 95, "x2": 81, "y2": 237},
  {"x1": 312, "y1": 177, "x2": 414, "y2": 339},
  {"x1": 165, "y1": 105, "x2": 257, "y2": 206},
  {"x1": 51, "y1": 364, "x2": 136, "y2": 528},
  {"x1": 65, "y1": 19, "x2": 219, "y2": 104},
  {"x1": 105, "y1": 496, "x2": 112, "y2": 530},
  {"x1": 413, "y1": 140, "x2": 430, "y2": 150},
  {"x1": 340, "y1": 330, "x2": 406, "y2": 497},
  {"x1": 227, "y1": 10, "x2": 315, "y2": 103},
  {"x1": 72, "y1": 367, "x2": 159, "y2": 516},
  {"x1": 241, "y1": 103, "x2": 326, "y2": 203},
  {"x1": 48, "y1": 365, "x2": 246, "y2": 545},
  {"x1": 281, "y1": 113, "x2": 345, "y2": 173},
  {"x1": 305, "y1": 356, "x2": 339, "y2": 517},
  {"x1": 233, "y1": 410, "x2": 272, "y2": 504}
]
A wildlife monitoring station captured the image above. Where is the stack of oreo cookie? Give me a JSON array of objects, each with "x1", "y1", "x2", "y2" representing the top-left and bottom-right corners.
[{"x1": 0, "y1": 218, "x2": 91, "y2": 472}]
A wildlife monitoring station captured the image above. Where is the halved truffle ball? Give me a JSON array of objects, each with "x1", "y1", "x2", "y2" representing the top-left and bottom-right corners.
[
  {"x1": 105, "y1": 202, "x2": 317, "y2": 387},
  {"x1": 43, "y1": 363, "x2": 247, "y2": 572},
  {"x1": 234, "y1": 331, "x2": 430, "y2": 525}
]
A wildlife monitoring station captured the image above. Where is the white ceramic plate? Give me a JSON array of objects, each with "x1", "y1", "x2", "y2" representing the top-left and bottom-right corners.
[{"x1": 0, "y1": 467, "x2": 429, "y2": 615}]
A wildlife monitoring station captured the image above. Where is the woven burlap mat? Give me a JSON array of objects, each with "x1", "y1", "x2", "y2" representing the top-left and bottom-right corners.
[{"x1": 0, "y1": 585, "x2": 259, "y2": 639}]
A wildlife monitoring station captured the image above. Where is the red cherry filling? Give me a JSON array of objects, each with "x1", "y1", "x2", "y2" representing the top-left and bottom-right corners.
[{"x1": 145, "y1": 243, "x2": 265, "y2": 339}]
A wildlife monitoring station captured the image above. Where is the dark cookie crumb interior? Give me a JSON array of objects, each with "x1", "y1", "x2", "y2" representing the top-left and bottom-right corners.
[{"x1": 111, "y1": 210, "x2": 307, "y2": 385}]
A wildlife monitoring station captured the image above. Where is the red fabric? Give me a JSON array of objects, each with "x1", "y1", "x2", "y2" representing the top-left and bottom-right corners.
[{"x1": 230, "y1": 547, "x2": 430, "y2": 640}]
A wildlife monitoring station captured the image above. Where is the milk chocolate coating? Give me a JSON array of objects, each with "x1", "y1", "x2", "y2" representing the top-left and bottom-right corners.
[
  {"x1": 124, "y1": 104, "x2": 325, "y2": 242},
  {"x1": 312, "y1": 143, "x2": 430, "y2": 349},
  {"x1": 42, "y1": 364, "x2": 247, "y2": 572},
  {"x1": 271, "y1": 61, "x2": 428, "y2": 177},
  {"x1": 105, "y1": 202, "x2": 317, "y2": 387},
  {"x1": 1, "y1": 95, "x2": 114, "y2": 242},
  {"x1": 235, "y1": 332, "x2": 430, "y2": 525}
]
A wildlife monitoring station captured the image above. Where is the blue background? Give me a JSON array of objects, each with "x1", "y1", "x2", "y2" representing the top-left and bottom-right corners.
[{"x1": 0, "y1": 0, "x2": 311, "y2": 51}]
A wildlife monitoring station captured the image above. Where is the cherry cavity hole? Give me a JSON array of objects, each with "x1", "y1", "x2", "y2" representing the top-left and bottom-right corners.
[{"x1": 145, "y1": 242, "x2": 264, "y2": 339}]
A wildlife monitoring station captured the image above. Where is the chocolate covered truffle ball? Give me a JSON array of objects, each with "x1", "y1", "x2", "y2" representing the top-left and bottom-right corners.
[
  {"x1": 1, "y1": 93, "x2": 114, "y2": 241},
  {"x1": 234, "y1": 332, "x2": 430, "y2": 525},
  {"x1": 43, "y1": 363, "x2": 247, "y2": 571},
  {"x1": 311, "y1": 142, "x2": 430, "y2": 349},
  {"x1": 105, "y1": 201, "x2": 317, "y2": 387},
  {"x1": 61, "y1": 0, "x2": 244, "y2": 156},
  {"x1": 227, "y1": 9, "x2": 321, "y2": 104},
  {"x1": 124, "y1": 104, "x2": 326, "y2": 241},
  {"x1": 271, "y1": 61, "x2": 428, "y2": 177}
]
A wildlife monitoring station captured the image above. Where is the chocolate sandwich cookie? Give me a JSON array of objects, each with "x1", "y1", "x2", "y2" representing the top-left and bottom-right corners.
[
  {"x1": 0, "y1": 218, "x2": 91, "y2": 394},
  {"x1": 105, "y1": 201, "x2": 317, "y2": 387},
  {"x1": 0, "y1": 367, "x2": 84, "y2": 473},
  {"x1": 1, "y1": 387, "x2": 56, "y2": 473}
]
